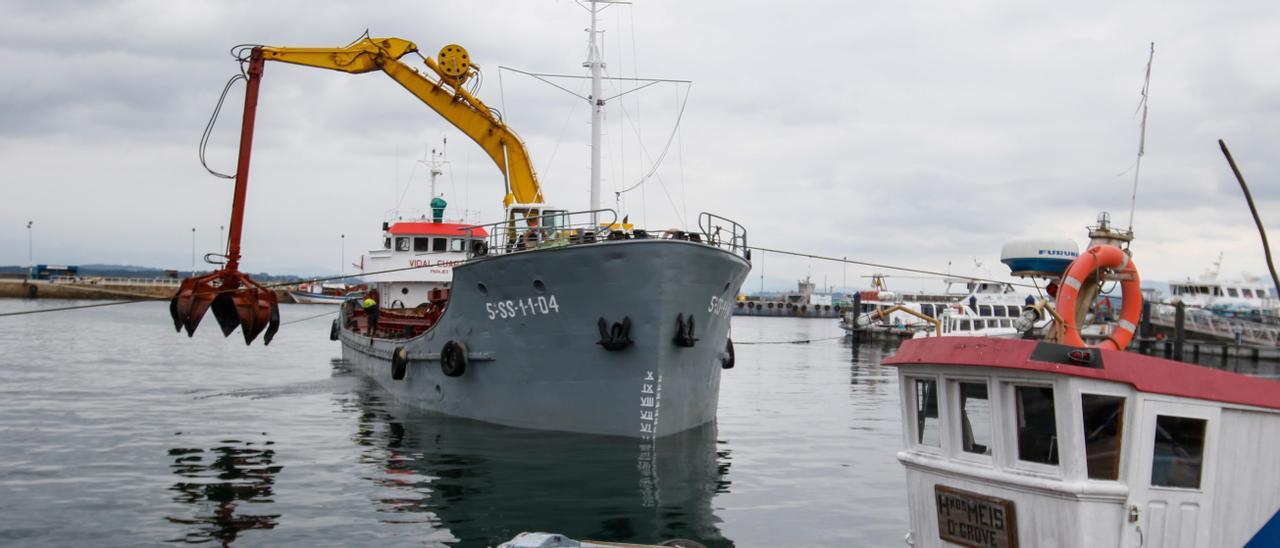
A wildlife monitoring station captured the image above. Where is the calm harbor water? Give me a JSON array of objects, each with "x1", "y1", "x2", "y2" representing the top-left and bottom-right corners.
[{"x1": 0, "y1": 300, "x2": 908, "y2": 547}]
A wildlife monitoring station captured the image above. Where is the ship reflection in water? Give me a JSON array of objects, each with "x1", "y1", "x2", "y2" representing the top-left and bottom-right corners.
[
  {"x1": 165, "y1": 436, "x2": 282, "y2": 544},
  {"x1": 339, "y1": 383, "x2": 733, "y2": 547}
]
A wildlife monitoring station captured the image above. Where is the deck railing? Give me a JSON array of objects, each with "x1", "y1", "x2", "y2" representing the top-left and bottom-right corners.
[
  {"x1": 48, "y1": 275, "x2": 183, "y2": 286},
  {"x1": 698, "y1": 212, "x2": 749, "y2": 258},
  {"x1": 459, "y1": 209, "x2": 751, "y2": 261},
  {"x1": 461, "y1": 209, "x2": 618, "y2": 258}
]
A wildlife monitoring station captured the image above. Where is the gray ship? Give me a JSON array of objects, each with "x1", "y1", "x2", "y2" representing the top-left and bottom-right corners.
[
  {"x1": 338, "y1": 211, "x2": 751, "y2": 439},
  {"x1": 173, "y1": 5, "x2": 749, "y2": 440}
]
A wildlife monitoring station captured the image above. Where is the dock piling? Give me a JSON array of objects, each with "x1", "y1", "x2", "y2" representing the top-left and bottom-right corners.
[{"x1": 1173, "y1": 302, "x2": 1186, "y2": 362}]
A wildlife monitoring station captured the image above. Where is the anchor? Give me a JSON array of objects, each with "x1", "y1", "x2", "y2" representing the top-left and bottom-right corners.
[{"x1": 171, "y1": 50, "x2": 280, "y2": 345}]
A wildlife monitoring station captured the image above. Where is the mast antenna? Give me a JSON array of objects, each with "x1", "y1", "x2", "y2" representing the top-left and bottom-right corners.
[
  {"x1": 498, "y1": 0, "x2": 692, "y2": 226},
  {"x1": 1126, "y1": 42, "x2": 1155, "y2": 233}
]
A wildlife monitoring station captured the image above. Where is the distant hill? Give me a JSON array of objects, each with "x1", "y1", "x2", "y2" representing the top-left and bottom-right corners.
[{"x1": 0, "y1": 264, "x2": 343, "y2": 283}]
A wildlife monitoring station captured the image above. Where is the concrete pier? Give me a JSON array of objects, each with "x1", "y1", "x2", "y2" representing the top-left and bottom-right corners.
[{"x1": 0, "y1": 278, "x2": 294, "y2": 302}]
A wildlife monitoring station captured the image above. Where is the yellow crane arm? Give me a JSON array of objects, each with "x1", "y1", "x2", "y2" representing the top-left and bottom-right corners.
[{"x1": 259, "y1": 36, "x2": 544, "y2": 206}]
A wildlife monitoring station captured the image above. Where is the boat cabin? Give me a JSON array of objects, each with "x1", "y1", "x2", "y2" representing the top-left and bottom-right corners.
[
  {"x1": 361, "y1": 221, "x2": 488, "y2": 309},
  {"x1": 886, "y1": 337, "x2": 1280, "y2": 547}
]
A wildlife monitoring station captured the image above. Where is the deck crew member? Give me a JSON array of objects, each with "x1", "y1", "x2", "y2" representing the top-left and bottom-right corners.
[{"x1": 362, "y1": 295, "x2": 380, "y2": 336}]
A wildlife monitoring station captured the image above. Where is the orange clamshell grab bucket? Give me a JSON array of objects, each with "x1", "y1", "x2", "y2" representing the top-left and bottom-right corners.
[
  {"x1": 1054, "y1": 244, "x2": 1142, "y2": 351},
  {"x1": 170, "y1": 269, "x2": 280, "y2": 345}
]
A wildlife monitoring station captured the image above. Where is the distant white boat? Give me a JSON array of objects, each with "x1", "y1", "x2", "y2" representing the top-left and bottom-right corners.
[
  {"x1": 1166, "y1": 256, "x2": 1279, "y2": 320},
  {"x1": 289, "y1": 282, "x2": 362, "y2": 305},
  {"x1": 840, "y1": 276, "x2": 1040, "y2": 338}
]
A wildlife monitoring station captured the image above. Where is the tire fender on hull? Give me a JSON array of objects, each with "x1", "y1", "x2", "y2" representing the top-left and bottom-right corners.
[
  {"x1": 391, "y1": 346, "x2": 409, "y2": 380},
  {"x1": 441, "y1": 340, "x2": 468, "y2": 377}
]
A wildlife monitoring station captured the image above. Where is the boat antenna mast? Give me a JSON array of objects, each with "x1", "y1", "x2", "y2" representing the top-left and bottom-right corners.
[
  {"x1": 428, "y1": 137, "x2": 447, "y2": 199},
  {"x1": 1126, "y1": 42, "x2": 1155, "y2": 234},
  {"x1": 498, "y1": 0, "x2": 690, "y2": 225},
  {"x1": 585, "y1": 0, "x2": 611, "y2": 224}
]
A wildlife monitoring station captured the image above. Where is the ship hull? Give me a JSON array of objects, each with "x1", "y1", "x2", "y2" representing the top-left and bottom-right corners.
[{"x1": 339, "y1": 238, "x2": 751, "y2": 438}]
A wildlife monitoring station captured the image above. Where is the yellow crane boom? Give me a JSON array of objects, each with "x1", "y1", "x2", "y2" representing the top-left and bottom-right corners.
[
  {"x1": 170, "y1": 35, "x2": 546, "y2": 346},
  {"x1": 260, "y1": 36, "x2": 544, "y2": 206}
]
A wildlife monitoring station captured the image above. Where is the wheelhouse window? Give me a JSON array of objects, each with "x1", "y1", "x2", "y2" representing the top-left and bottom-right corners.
[
  {"x1": 395, "y1": 237, "x2": 410, "y2": 252},
  {"x1": 1151, "y1": 415, "x2": 1207, "y2": 489},
  {"x1": 1228, "y1": 288, "x2": 1239, "y2": 297},
  {"x1": 957, "y1": 382, "x2": 992, "y2": 455},
  {"x1": 959, "y1": 320, "x2": 971, "y2": 331},
  {"x1": 913, "y1": 378, "x2": 941, "y2": 447},
  {"x1": 414, "y1": 237, "x2": 431, "y2": 252},
  {"x1": 450, "y1": 238, "x2": 466, "y2": 252},
  {"x1": 1081, "y1": 394, "x2": 1125, "y2": 480},
  {"x1": 383, "y1": 237, "x2": 391, "y2": 249},
  {"x1": 921, "y1": 304, "x2": 935, "y2": 317},
  {"x1": 1014, "y1": 386, "x2": 1058, "y2": 465},
  {"x1": 1243, "y1": 289, "x2": 1255, "y2": 298},
  {"x1": 432, "y1": 237, "x2": 448, "y2": 252},
  {"x1": 979, "y1": 305, "x2": 992, "y2": 317}
]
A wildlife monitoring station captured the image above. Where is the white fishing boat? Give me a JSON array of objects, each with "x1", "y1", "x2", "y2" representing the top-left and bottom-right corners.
[
  {"x1": 887, "y1": 337, "x2": 1280, "y2": 547},
  {"x1": 886, "y1": 233, "x2": 1280, "y2": 546},
  {"x1": 1166, "y1": 255, "x2": 1280, "y2": 321}
]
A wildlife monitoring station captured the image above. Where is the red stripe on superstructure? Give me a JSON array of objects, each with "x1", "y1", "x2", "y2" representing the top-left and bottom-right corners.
[
  {"x1": 387, "y1": 222, "x2": 487, "y2": 237},
  {"x1": 885, "y1": 337, "x2": 1280, "y2": 410}
]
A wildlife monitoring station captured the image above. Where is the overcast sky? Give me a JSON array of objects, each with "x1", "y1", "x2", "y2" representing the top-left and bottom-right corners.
[{"x1": 1, "y1": 0, "x2": 1277, "y2": 292}]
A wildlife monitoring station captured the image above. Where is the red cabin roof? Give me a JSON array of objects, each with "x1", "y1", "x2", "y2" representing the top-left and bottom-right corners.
[
  {"x1": 885, "y1": 337, "x2": 1280, "y2": 410},
  {"x1": 387, "y1": 222, "x2": 487, "y2": 238}
]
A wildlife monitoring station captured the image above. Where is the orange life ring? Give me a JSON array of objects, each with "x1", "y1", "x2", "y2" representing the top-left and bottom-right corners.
[{"x1": 1055, "y1": 245, "x2": 1142, "y2": 350}]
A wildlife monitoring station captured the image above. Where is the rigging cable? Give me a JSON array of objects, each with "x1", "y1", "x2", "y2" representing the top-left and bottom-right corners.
[{"x1": 747, "y1": 245, "x2": 1041, "y2": 290}]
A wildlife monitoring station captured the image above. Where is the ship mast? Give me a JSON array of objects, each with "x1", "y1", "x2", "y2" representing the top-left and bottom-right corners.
[
  {"x1": 428, "y1": 138, "x2": 446, "y2": 199},
  {"x1": 586, "y1": 0, "x2": 609, "y2": 223}
]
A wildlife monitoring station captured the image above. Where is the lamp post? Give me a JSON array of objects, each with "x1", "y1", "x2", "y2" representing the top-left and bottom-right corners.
[
  {"x1": 191, "y1": 227, "x2": 196, "y2": 275},
  {"x1": 26, "y1": 221, "x2": 33, "y2": 279}
]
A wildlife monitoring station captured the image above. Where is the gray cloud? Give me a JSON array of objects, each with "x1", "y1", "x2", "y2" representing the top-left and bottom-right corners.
[{"x1": 2, "y1": 0, "x2": 1278, "y2": 291}]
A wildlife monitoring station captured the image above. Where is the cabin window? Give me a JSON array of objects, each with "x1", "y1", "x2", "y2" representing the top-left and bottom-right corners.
[
  {"x1": 395, "y1": 237, "x2": 410, "y2": 252},
  {"x1": 1242, "y1": 289, "x2": 1255, "y2": 298},
  {"x1": 1213, "y1": 287, "x2": 1224, "y2": 296},
  {"x1": 1015, "y1": 386, "x2": 1058, "y2": 465},
  {"x1": 383, "y1": 237, "x2": 391, "y2": 249},
  {"x1": 959, "y1": 320, "x2": 971, "y2": 331},
  {"x1": 1081, "y1": 394, "x2": 1125, "y2": 480},
  {"x1": 921, "y1": 304, "x2": 935, "y2": 317},
  {"x1": 414, "y1": 237, "x2": 431, "y2": 252},
  {"x1": 450, "y1": 238, "x2": 466, "y2": 252},
  {"x1": 913, "y1": 378, "x2": 941, "y2": 447},
  {"x1": 1228, "y1": 288, "x2": 1239, "y2": 297},
  {"x1": 1151, "y1": 415, "x2": 1207, "y2": 489},
  {"x1": 958, "y1": 382, "x2": 992, "y2": 455},
  {"x1": 979, "y1": 305, "x2": 992, "y2": 317}
]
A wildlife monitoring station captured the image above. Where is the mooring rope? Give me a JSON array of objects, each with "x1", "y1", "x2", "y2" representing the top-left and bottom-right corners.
[
  {"x1": 735, "y1": 335, "x2": 845, "y2": 345},
  {"x1": 281, "y1": 309, "x2": 340, "y2": 326}
]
